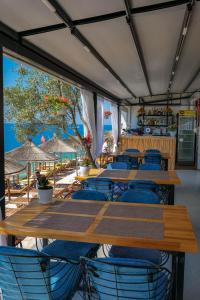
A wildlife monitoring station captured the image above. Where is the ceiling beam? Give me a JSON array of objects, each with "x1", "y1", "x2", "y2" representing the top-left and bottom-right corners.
[
  {"x1": 183, "y1": 66, "x2": 200, "y2": 92},
  {"x1": 167, "y1": 1, "x2": 194, "y2": 93},
  {"x1": 124, "y1": 0, "x2": 152, "y2": 96},
  {"x1": 44, "y1": 0, "x2": 136, "y2": 98},
  {"x1": 0, "y1": 22, "x2": 121, "y2": 104},
  {"x1": 146, "y1": 95, "x2": 190, "y2": 104},
  {"x1": 19, "y1": 1, "x2": 190, "y2": 37}
]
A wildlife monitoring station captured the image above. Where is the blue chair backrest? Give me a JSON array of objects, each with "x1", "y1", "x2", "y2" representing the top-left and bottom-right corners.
[
  {"x1": 145, "y1": 149, "x2": 160, "y2": 153},
  {"x1": 118, "y1": 190, "x2": 160, "y2": 204},
  {"x1": 72, "y1": 189, "x2": 107, "y2": 201},
  {"x1": 116, "y1": 155, "x2": 138, "y2": 168},
  {"x1": 0, "y1": 246, "x2": 82, "y2": 300},
  {"x1": 128, "y1": 180, "x2": 158, "y2": 192},
  {"x1": 144, "y1": 153, "x2": 161, "y2": 165},
  {"x1": 84, "y1": 257, "x2": 171, "y2": 300},
  {"x1": 124, "y1": 148, "x2": 140, "y2": 153},
  {"x1": 139, "y1": 163, "x2": 161, "y2": 170},
  {"x1": 82, "y1": 178, "x2": 114, "y2": 200},
  {"x1": 107, "y1": 162, "x2": 130, "y2": 170}
]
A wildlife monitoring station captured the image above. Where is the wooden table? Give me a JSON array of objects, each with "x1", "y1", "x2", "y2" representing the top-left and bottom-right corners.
[
  {"x1": 76, "y1": 169, "x2": 181, "y2": 205},
  {"x1": 0, "y1": 199, "x2": 197, "y2": 300}
]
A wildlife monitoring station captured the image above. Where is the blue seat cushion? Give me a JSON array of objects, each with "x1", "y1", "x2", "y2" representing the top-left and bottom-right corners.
[
  {"x1": 42, "y1": 240, "x2": 99, "y2": 260},
  {"x1": 109, "y1": 246, "x2": 162, "y2": 265}
]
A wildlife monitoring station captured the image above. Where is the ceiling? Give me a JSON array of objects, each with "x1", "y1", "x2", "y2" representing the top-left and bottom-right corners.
[{"x1": 0, "y1": 0, "x2": 200, "y2": 104}]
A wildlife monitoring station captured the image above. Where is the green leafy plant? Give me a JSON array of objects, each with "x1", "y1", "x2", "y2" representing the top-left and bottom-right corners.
[
  {"x1": 81, "y1": 157, "x2": 92, "y2": 167},
  {"x1": 37, "y1": 175, "x2": 51, "y2": 189}
]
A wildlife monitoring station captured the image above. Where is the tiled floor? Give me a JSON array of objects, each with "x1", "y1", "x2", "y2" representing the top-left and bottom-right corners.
[{"x1": 175, "y1": 170, "x2": 200, "y2": 300}]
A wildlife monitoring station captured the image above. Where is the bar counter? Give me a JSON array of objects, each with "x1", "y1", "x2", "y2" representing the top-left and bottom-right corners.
[{"x1": 119, "y1": 135, "x2": 176, "y2": 170}]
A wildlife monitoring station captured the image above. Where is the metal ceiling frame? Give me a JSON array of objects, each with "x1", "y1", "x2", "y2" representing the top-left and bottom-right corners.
[
  {"x1": 19, "y1": 1, "x2": 190, "y2": 37},
  {"x1": 124, "y1": 0, "x2": 152, "y2": 97},
  {"x1": 0, "y1": 22, "x2": 122, "y2": 104},
  {"x1": 167, "y1": 0, "x2": 194, "y2": 94},
  {"x1": 45, "y1": 0, "x2": 136, "y2": 102},
  {"x1": 183, "y1": 66, "x2": 200, "y2": 92}
]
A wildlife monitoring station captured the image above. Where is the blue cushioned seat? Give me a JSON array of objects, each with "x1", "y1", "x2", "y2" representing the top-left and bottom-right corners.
[
  {"x1": 109, "y1": 246, "x2": 162, "y2": 265},
  {"x1": 128, "y1": 179, "x2": 158, "y2": 192},
  {"x1": 118, "y1": 189, "x2": 160, "y2": 204},
  {"x1": 72, "y1": 189, "x2": 107, "y2": 201},
  {"x1": 83, "y1": 257, "x2": 171, "y2": 300},
  {"x1": 0, "y1": 246, "x2": 82, "y2": 300},
  {"x1": 145, "y1": 149, "x2": 161, "y2": 153},
  {"x1": 107, "y1": 162, "x2": 130, "y2": 170},
  {"x1": 139, "y1": 163, "x2": 161, "y2": 170},
  {"x1": 115, "y1": 154, "x2": 138, "y2": 169},
  {"x1": 144, "y1": 153, "x2": 161, "y2": 165},
  {"x1": 124, "y1": 148, "x2": 140, "y2": 153},
  {"x1": 82, "y1": 177, "x2": 114, "y2": 200},
  {"x1": 43, "y1": 240, "x2": 98, "y2": 260}
]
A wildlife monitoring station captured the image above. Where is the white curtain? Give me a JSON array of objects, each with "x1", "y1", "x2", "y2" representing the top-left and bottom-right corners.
[
  {"x1": 96, "y1": 96, "x2": 104, "y2": 157},
  {"x1": 81, "y1": 89, "x2": 97, "y2": 159},
  {"x1": 0, "y1": 203, "x2": 7, "y2": 245},
  {"x1": 111, "y1": 103, "x2": 119, "y2": 152}
]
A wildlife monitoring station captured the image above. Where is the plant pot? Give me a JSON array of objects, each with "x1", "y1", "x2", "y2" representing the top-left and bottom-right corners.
[
  {"x1": 38, "y1": 186, "x2": 53, "y2": 204},
  {"x1": 169, "y1": 131, "x2": 176, "y2": 137},
  {"x1": 80, "y1": 166, "x2": 90, "y2": 176}
]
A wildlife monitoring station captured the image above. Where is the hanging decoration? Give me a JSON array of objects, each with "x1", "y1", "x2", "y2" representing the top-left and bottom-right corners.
[{"x1": 104, "y1": 110, "x2": 112, "y2": 119}]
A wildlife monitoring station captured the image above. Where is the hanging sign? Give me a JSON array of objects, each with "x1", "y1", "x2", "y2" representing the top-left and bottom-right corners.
[{"x1": 179, "y1": 110, "x2": 196, "y2": 117}]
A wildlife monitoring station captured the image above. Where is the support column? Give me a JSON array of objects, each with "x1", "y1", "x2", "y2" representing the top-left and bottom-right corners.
[
  {"x1": 0, "y1": 45, "x2": 5, "y2": 219},
  {"x1": 117, "y1": 104, "x2": 121, "y2": 145}
]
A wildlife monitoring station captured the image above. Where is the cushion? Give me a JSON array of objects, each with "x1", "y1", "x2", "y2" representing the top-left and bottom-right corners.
[{"x1": 42, "y1": 240, "x2": 99, "y2": 260}]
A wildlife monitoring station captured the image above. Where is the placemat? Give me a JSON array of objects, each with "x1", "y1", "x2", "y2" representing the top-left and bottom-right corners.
[
  {"x1": 135, "y1": 171, "x2": 169, "y2": 180},
  {"x1": 105, "y1": 205, "x2": 163, "y2": 219},
  {"x1": 25, "y1": 213, "x2": 94, "y2": 232},
  {"x1": 94, "y1": 219, "x2": 163, "y2": 240},
  {"x1": 45, "y1": 201, "x2": 103, "y2": 215},
  {"x1": 98, "y1": 170, "x2": 130, "y2": 179}
]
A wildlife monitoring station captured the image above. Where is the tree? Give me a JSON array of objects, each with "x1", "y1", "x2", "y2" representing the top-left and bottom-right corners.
[{"x1": 4, "y1": 65, "x2": 96, "y2": 166}]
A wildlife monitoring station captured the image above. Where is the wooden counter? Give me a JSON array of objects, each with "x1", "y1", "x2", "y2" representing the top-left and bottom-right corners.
[{"x1": 120, "y1": 136, "x2": 176, "y2": 170}]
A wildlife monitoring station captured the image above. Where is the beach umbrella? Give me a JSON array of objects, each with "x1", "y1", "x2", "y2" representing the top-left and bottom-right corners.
[
  {"x1": 39, "y1": 134, "x2": 76, "y2": 153},
  {"x1": 5, "y1": 159, "x2": 27, "y2": 201},
  {"x1": 6, "y1": 140, "x2": 58, "y2": 200}
]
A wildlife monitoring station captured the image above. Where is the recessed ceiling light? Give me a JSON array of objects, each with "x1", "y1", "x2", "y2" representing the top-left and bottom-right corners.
[
  {"x1": 176, "y1": 56, "x2": 179, "y2": 61},
  {"x1": 83, "y1": 46, "x2": 90, "y2": 53},
  {"x1": 41, "y1": 0, "x2": 56, "y2": 12},
  {"x1": 182, "y1": 27, "x2": 188, "y2": 36},
  {"x1": 172, "y1": 71, "x2": 175, "y2": 75}
]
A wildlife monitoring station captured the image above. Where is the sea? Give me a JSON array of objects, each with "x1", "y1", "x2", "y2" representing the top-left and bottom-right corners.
[{"x1": 4, "y1": 123, "x2": 112, "y2": 153}]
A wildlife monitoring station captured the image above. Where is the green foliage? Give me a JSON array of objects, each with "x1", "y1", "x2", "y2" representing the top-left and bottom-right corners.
[
  {"x1": 4, "y1": 65, "x2": 81, "y2": 142},
  {"x1": 37, "y1": 175, "x2": 49, "y2": 189}
]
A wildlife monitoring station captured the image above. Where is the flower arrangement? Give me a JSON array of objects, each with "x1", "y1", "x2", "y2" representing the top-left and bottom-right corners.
[
  {"x1": 104, "y1": 110, "x2": 112, "y2": 119},
  {"x1": 82, "y1": 131, "x2": 92, "y2": 148}
]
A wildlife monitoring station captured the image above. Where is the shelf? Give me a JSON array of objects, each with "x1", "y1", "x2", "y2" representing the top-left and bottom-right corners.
[
  {"x1": 137, "y1": 124, "x2": 169, "y2": 127},
  {"x1": 138, "y1": 114, "x2": 173, "y2": 117}
]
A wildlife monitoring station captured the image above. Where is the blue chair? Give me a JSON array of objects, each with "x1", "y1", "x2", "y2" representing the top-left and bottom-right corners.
[
  {"x1": 107, "y1": 162, "x2": 130, "y2": 170},
  {"x1": 128, "y1": 179, "x2": 158, "y2": 192},
  {"x1": 83, "y1": 257, "x2": 172, "y2": 300},
  {"x1": 71, "y1": 189, "x2": 107, "y2": 201},
  {"x1": 82, "y1": 177, "x2": 114, "y2": 201},
  {"x1": 139, "y1": 163, "x2": 161, "y2": 170},
  {"x1": 118, "y1": 189, "x2": 160, "y2": 204},
  {"x1": 0, "y1": 246, "x2": 84, "y2": 300},
  {"x1": 145, "y1": 149, "x2": 161, "y2": 153},
  {"x1": 144, "y1": 153, "x2": 161, "y2": 165},
  {"x1": 116, "y1": 154, "x2": 138, "y2": 169}
]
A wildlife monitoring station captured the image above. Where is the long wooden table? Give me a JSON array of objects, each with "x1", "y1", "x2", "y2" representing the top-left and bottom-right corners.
[
  {"x1": 76, "y1": 169, "x2": 181, "y2": 205},
  {"x1": 0, "y1": 199, "x2": 197, "y2": 300}
]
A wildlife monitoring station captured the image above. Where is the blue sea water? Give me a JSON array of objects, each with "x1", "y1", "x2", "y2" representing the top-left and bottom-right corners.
[{"x1": 4, "y1": 123, "x2": 112, "y2": 153}]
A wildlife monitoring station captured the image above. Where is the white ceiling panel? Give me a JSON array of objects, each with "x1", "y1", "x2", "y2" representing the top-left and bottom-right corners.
[
  {"x1": 0, "y1": 0, "x2": 60, "y2": 31},
  {"x1": 79, "y1": 18, "x2": 149, "y2": 97},
  {"x1": 57, "y1": 0, "x2": 124, "y2": 20},
  {"x1": 171, "y1": 3, "x2": 200, "y2": 93},
  {"x1": 133, "y1": 5, "x2": 185, "y2": 94},
  {"x1": 26, "y1": 29, "x2": 131, "y2": 99}
]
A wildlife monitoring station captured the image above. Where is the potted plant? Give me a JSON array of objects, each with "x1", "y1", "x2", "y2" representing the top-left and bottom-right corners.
[
  {"x1": 37, "y1": 175, "x2": 53, "y2": 204},
  {"x1": 167, "y1": 123, "x2": 177, "y2": 137},
  {"x1": 79, "y1": 157, "x2": 92, "y2": 176}
]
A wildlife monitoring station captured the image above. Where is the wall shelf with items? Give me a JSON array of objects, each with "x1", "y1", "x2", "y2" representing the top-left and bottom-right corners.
[{"x1": 137, "y1": 114, "x2": 174, "y2": 127}]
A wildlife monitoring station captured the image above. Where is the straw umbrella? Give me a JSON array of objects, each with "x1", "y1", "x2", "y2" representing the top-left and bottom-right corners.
[
  {"x1": 5, "y1": 159, "x2": 27, "y2": 201},
  {"x1": 6, "y1": 140, "x2": 58, "y2": 200}
]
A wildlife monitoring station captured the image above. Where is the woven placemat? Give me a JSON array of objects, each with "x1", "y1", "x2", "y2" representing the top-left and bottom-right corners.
[
  {"x1": 94, "y1": 219, "x2": 163, "y2": 240},
  {"x1": 135, "y1": 171, "x2": 169, "y2": 180},
  {"x1": 45, "y1": 201, "x2": 103, "y2": 215},
  {"x1": 98, "y1": 170, "x2": 130, "y2": 179},
  {"x1": 105, "y1": 205, "x2": 163, "y2": 219},
  {"x1": 25, "y1": 213, "x2": 94, "y2": 232}
]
